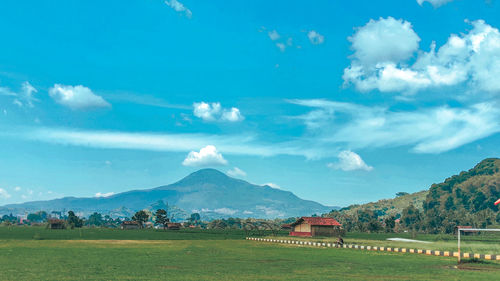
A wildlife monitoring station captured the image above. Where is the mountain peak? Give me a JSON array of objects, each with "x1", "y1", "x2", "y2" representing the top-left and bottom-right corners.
[{"x1": 174, "y1": 168, "x2": 232, "y2": 186}]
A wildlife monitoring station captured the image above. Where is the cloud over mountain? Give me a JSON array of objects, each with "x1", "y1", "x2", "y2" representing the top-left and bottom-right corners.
[
  {"x1": 328, "y1": 150, "x2": 373, "y2": 172},
  {"x1": 182, "y1": 145, "x2": 228, "y2": 167}
]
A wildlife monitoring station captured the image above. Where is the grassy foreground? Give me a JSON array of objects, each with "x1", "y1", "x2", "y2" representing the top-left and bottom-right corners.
[
  {"x1": 1, "y1": 239, "x2": 500, "y2": 280},
  {"x1": 267, "y1": 232, "x2": 500, "y2": 255}
]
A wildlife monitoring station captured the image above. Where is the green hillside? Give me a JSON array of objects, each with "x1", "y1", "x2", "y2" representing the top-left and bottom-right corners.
[
  {"x1": 326, "y1": 158, "x2": 500, "y2": 234},
  {"x1": 421, "y1": 158, "x2": 500, "y2": 233},
  {"x1": 334, "y1": 190, "x2": 428, "y2": 219}
]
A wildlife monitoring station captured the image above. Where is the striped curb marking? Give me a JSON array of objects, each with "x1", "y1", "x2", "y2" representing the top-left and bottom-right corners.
[{"x1": 245, "y1": 237, "x2": 500, "y2": 261}]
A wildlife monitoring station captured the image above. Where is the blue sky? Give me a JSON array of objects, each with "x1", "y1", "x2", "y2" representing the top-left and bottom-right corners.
[{"x1": 0, "y1": 0, "x2": 499, "y2": 207}]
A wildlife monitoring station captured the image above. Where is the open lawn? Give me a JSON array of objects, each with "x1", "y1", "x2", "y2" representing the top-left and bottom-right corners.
[
  {"x1": 1, "y1": 227, "x2": 500, "y2": 280},
  {"x1": 267, "y1": 232, "x2": 500, "y2": 255},
  {"x1": 0, "y1": 226, "x2": 268, "y2": 240},
  {"x1": 1, "y1": 238, "x2": 500, "y2": 279}
]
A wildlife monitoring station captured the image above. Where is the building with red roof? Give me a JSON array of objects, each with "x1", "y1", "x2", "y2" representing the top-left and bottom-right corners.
[{"x1": 289, "y1": 217, "x2": 343, "y2": 237}]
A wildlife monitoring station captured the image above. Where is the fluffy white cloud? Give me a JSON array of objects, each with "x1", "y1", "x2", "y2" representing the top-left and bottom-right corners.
[
  {"x1": 327, "y1": 150, "x2": 373, "y2": 172},
  {"x1": 307, "y1": 30, "x2": 324, "y2": 45},
  {"x1": 14, "y1": 186, "x2": 21, "y2": 192},
  {"x1": 49, "y1": 84, "x2": 111, "y2": 110},
  {"x1": 227, "y1": 167, "x2": 246, "y2": 178},
  {"x1": 290, "y1": 99, "x2": 500, "y2": 154},
  {"x1": 193, "y1": 102, "x2": 221, "y2": 121},
  {"x1": 182, "y1": 145, "x2": 228, "y2": 167},
  {"x1": 193, "y1": 102, "x2": 244, "y2": 122},
  {"x1": 348, "y1": 17, "x2": 420, "y2": 67},
  {"x1": 165, "y1": 0, "x2": 192, "y2": 18},
  {"x1": 0, "y1": 188, "x2": 11, "y2": 199},
  {"x1": 95, "y1": 192, "x2": 115, "y2": 198},
  {"x1": 344, "y1": 19, "x2": 500, "y2": 96},
  {"x1": 417, "y1": 0, "x2": 453, "y2": 7},
  {"x1": 221, "y1": 107, "x2": 244, "y2": 122}
]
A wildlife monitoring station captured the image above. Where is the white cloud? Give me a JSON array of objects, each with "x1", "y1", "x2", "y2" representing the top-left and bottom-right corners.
[
  {"x1": 227, "y1": 167, "x2": 246, "y2": 178},
  {"x1": 95, "y1": 192, "x2": 115, "y2": 198},
  {"x1": 14, "y1": 186, "x2": 21, "y2": 192},
  {"x1": 348, "y1": 17, "x2": 420, "y2": 67},
  {"x1": 344, "y1": 19, "x2": 500, "y2": 97},
  {"x1": 182, "y1": 145, "x2": 228, "y2": 167},
  {"x1": 105, "y1": 160, "x2": 112, "y2": 166},
  {"x1": 0, "y1": 188, "x2": 11, "y2": 199},
  {"x1": 307, "y1": 30, "x2": 325, "y2": 45},
  {"x1": 276, "y1": 42, "x2": 286, "y2": 52},
  {"x1": 193, "y1": 102, "x2": 244, "y2": 122},
  {"x1": 289, "y1": 99, "x2": 500, "y2": 154},
  {"x1": 214, "y1": 208, "x2": 237, "y2": 215},
  {"x1": 263, "y1": 183, "x2": 281, "y2": 189},
  {"x1": 1, "y1": 81, "x2": 38, "y2": 107},
  {"x1": 268, "y1": 30, "x2": 280, "y2": 41},
  {"x1": 21, "y1": 127, "x2": 327, "y2": 159},
  {"x1": 327, "y1": 150, "x2": 373, "y2": 172},
  {"x1": 193, "y1": 102, "x2": 221, "y2": 121},
  {"x1": 49, "y1": 84, "x2": 111, "y2": 110},
  {"x1": 221, "y1": 107, "x2": 244, "y2": 122},
  {"x1": 417, "y1": 0, "x2": 453, "y2": 8},
  {"x1": 164, "y1": 0, "x2": 192, "y2": 18}
]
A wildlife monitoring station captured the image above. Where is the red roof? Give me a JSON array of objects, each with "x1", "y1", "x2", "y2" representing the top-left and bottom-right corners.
[{"x1": 291, "y1": 217, "x2": 342, "y2": 227}]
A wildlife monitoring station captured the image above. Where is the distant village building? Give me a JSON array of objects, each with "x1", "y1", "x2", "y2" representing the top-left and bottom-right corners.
[
  {"x1": 290, "y1": 217, "x2": 342, "y2": 237},
  {"x1": 281, "y1": 223, "x2": 292, "y2": 230},
  {"x1": 167, "y1": 222, "x2": 182, "y2": 230},
  {"x1": 121, "y1": 221, "x2": 140, "y2": 230},
  {"x1": 48, "y1": 219, "x2": 66, "y2": 229}
]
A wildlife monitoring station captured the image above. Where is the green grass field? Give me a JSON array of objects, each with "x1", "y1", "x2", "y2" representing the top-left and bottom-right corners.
[
  {"x1": 1, "y1": 227, "x2": 500, "y2": 280},
  {"x1": 267, "y1": 232, "x2": 500, "y2": 255}
]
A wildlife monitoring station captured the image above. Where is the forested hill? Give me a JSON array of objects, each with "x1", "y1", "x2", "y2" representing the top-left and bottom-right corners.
[
  {"x1": 325, "y1": 158, "x2": 500, "y2": 234},
  {"x1": 328, "y1": 190, "x2": 428, "y2": 220},
  {"x1": 421, "y1": 158, "x2": 500, "y2": 233}
]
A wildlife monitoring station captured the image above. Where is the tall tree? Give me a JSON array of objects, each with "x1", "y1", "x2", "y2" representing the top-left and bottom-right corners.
[
  {"x1": 132, "y1": 210, "x2": 149, "y2": 228},
  {"x1": 67, "y1": 211, "x2": 83, "y2": 228},
  {"x1": 87, "y1": 212, "x2": 103, "y2": 226},
  {"x1": 154, "y1": 209, "x2": 168, "y2": 229}
]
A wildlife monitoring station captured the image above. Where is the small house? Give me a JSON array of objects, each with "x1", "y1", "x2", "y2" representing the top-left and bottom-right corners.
[
  {"x1": 48, "y1": 219, "x2": 65, "y2": 229},
  {"x1": 166, "y1": 222, "x2": 181, "y2": 230},
  {"x1": 290, "y1": 217, "x2": 342, "y2": 237},
  {"x1": 280, "y1": 223, "x2": 292, "y2": 230},
  {"x1": 121, "y1": 221, "x2": 140, "y2": 230},
  {"x1": 455, "y1": 225, "x2": 474, "y2": 235}
]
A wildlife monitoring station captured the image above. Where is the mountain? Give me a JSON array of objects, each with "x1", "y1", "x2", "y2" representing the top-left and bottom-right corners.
[{"x1": 0, "y1": 169, "x2": 334, "y2": 219}]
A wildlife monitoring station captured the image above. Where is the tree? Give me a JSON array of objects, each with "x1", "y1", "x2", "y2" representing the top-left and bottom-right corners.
[
  {"x1": 67, "y1": 211, "x2": 83, "y2": 228},
  {"x1": 27, "y1": 211, "x2": 48, "y2": 223},
  {"x1": 384, "y1": 216, "x2": 396, "y2": 233},
  {"x1": 154, "y1": 209, "x2": 168, "y2": 229},
  {"x1": 396, "y1": 192, "x2": 409, "y2": 197},
  {"x1": 367, "y1": 219, "x2": 382, "y2": 232},
  {"x1": 190, "y1": 213, "x2": 201, "y2": 223},
  {"x1": 87, "y1": 212, "x2": 103, "y2": 226},
  {"x1": 132, "y1": 210, "x2": 149, "y2": 228},
  {"x1": 401, "y1": 205, "x2": 421, "y2": 237}
]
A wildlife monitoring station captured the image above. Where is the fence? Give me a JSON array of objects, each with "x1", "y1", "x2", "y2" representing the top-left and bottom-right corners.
[{"x1": 246, "y1": 237, "x2": 500, "y2": 261}]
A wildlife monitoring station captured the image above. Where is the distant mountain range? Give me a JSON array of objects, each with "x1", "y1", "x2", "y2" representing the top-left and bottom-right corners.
[{"x1": 0, "y1": 169, "x2": 335, "y2": 219}]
